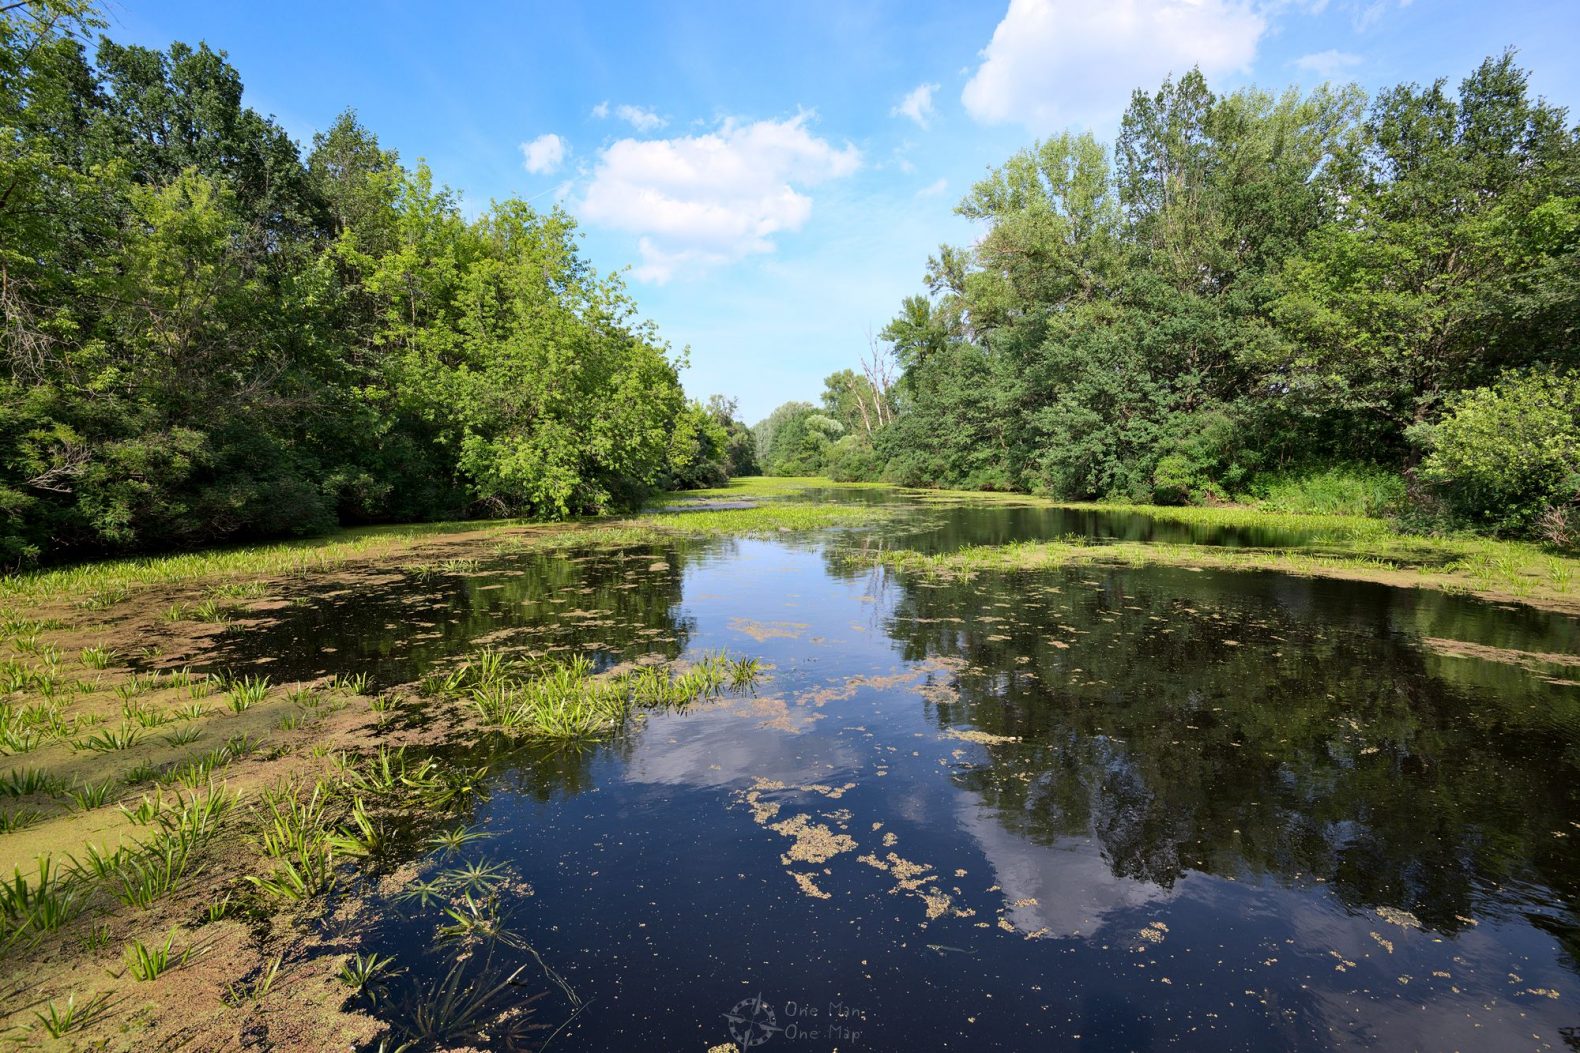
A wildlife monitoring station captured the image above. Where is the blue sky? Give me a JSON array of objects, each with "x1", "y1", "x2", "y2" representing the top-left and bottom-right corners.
[{"x1": 106, "y1": 0, "x2": 1580, "y2": 423}]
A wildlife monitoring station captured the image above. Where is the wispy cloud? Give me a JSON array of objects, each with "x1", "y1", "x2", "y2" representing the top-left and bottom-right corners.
[
  {"x1": 892, "y1": 82, "x2": 940, "y2": 129},
  {"x1": 591, "y1": 101, "x2": 668, "y2": 132},
  {"x1": 1293, "y1": 49, "x2": 1363, "y2": 77},
  {"x1": 614, "y1": 104, "x2": 667, "y2": 132},
  {"x1": 520, "y1": 133, "x2": 567, "y2": 175}
]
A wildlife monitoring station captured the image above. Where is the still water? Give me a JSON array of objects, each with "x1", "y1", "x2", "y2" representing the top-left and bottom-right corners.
[{"x1": 208, "y1": 496, "x2": 1580, "y2": 1050}]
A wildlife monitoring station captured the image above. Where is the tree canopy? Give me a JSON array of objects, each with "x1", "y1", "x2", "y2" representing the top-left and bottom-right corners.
[
  {"x1": 772, "y1": 53, "x2": 1579, "y2": 540},
  {"x1": 0, "y1": 3, "x2": 750, "y2": 566}
]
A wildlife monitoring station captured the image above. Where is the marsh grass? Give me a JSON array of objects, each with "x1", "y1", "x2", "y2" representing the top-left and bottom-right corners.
[
  {"x1": 441, "y1": 649, "x2": 761, "y2": 739},
  {"x1": 66, "y1": 778, "x2": 118, "y2": 811},
  {"x1": 125, "y1": 929, "x2": 185, "y2": 980},
  {"x1": 72, "y1": 723, "x2": 145, "y2": 753},
  {"x1": 79, "y1": 646, "x2": 118, "y2": 670},
  {"x1": 224, "y1": 675, "x2": 270, "y2": 713},
  {"x1": 34, "y1": 992, "x2": 110, "y2": 1037},
  {"x1": 0, "y1": 806, "x2": 43, "y2": 833}
]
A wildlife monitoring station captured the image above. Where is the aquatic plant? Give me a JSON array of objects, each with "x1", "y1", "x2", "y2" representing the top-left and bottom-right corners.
[
  {"x1": 327, "y1": 797, "x2": 387, "y2": 858},
  {"x1": 334, "y1": 671, "x2": 371, "y2": 695},
  {"x1": 338, "y1": 951, "x2": 402, "y2": 999},
  {"x1": 225, "y1": 675, "x2": 271, "y2": 712},
  {"x1": 123, "y1": 700, "x2": 174, "y2": 728},
  {"x1": 125, "y1": 930, "x2": 184, "y2": 980},
  {"x1": 122, "y1": 760, "x2": 163, "y2": 785},
  {"x1": 192, "y1": 598, "x2": 233, "y2": 623},
  {"x1": 73, "y1": 723, "x2": 145, "y2": 752},
  {"x1": 79, "y1": 646, "x2": 119, "y2": 670},
  {"x1": 370, "y1": 693, "x2": 403, "y2": 723},
  {"x1": 65, "y1": 843, "x2": 128, "y2": 882},
  {"x1": 0, "y1": 807, "x2": 43, "y2": 833},
  {"x1": 223, "y1": 951, "x2": 284, "y2": 1006},
  {"x1": 1, "y1": 857, "x2": 82, "y2": 944},
  {"x1": 454, "y1": 651, "x2": 760, "y2": 739},
  {"x1": 0, "y1": 768, "x2": 64, "y2": 797},
  {"x1": 79, "y1": 585, "x2": 132, "y2": 611},
  {"x1": 426, "y1": 826, "x2": 489, "y2": 857},
  {"x1": 247, "y1": 782, "x2": 340, "y2": 900},
  {"x1": 34, "y1": 993, "x2": 110, "y2": 1038},
  {"x1": 66, "y1": 777, "x2": 118, "y2": 811},
  {"x1": 163, "y1": 726, "x2": 203, "y2": 747},
  {"x1": 78, "y1": 922, "x2": 111, "y2": 951},
  {"x1": 439, "y1": 860, "x2": 508, "y2": 898}
]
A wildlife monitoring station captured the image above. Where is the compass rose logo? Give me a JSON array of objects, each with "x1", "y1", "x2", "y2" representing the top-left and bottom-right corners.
[{"x1": 723, "y1": 992, "x2": 783, "y2": 1048}]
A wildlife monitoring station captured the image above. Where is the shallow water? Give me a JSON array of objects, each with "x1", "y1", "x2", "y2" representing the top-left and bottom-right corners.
[{"x1": 211, "y1": 495, "x2": 1580, "y2": 1050}]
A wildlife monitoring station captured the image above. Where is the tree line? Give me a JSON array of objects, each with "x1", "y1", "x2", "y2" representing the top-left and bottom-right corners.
[
  {"x1": 0, "y1": 2, "x2": 752, "y2": 567},
  {"x1": 756, "y1": 53, "x2": 1579, "y2": 541}
]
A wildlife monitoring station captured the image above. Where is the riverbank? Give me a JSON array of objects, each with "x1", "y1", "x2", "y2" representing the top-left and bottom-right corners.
[
  {"x1": 1, "y1": 479, "x2": 1576, "y2": 1046},
  {"x1": 676, "y1": 478, "x2": 1580, "y2": 614}
]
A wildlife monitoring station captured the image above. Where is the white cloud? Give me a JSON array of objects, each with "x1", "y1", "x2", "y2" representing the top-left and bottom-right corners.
[
  {"x1": 916, "y1": 177, "x2": 949, "y2": 198},
  {"x1": 591, "y1": 101, "x2": 610, "y2": 119},
  {"x1": 580, "y1": 113, "x2": 861, "y2": 283},
  {"x1": 892, "y1": 82, "x2": 940, "y2": 129},
  {"x1": 615, "y1": 104, "x2": 667, "y2": 132},
  {"x1": 520, "y1": 133, "x2": 568, "y2": 175},
  {"x1": 961, "y1": 0, "x2": 1267, "y2": 132},
  {"x1": 1293, "y1": 49, "x2": 1362, "y2": 77}
]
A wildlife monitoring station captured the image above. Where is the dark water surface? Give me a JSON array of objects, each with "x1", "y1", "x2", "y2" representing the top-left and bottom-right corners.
[{"x1": 210, "y1": 495, "x2": 1580, "y2": 1050}]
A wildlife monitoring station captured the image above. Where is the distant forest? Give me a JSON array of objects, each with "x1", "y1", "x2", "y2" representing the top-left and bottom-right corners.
[
  {"x1": 756, "y1": 53, "x2": 1579, "y2": 542},
  {"x1": 0, "y1": 3, "x2": 754, "y2": 567}
]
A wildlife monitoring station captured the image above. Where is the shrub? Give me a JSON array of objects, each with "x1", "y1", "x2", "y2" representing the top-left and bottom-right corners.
[
  {"x1": 825, "y1": 435, "x2": 886, "y2": 482},
  {"x1": 1247, "y1": 464, "x2": 1406, "y2": 517},
  {"x1": 1150, "y1": 454, "x2": 1194, "y2": 505},
  {"x1": 1415, "y1": 369, "x2": 1579, "y2": 541}
]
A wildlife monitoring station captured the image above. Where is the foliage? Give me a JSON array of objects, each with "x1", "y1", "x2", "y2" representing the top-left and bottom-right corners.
[
  {"x1": 839, "y1": 53, "x2": 1578, "y2": 536},
  {"x1": 1246, "y1": 465, "x2": 1408, "y2": 518},
  {"x1": 1416, "y1": 369, "x2": 1580, "y2": 541},
  {"x1": 0, "y1": 8, "x2": 711, "y2": 567}
]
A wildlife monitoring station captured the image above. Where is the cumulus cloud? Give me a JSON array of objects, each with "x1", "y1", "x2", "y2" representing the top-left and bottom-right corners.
[
  {"x1": 892, "y1": 82, "x2": 940, "y2": 128},
  {"x1": 962, "y1": 0, "x2": 1267, "y2": 132},
  {"x1": 916, "y1": 177, "x2": 949, "y2": 198},
  {"x1": 614, "y1": 104, "x2": 667, "y2": 132},
  {"x1": 1293, "y1": 49, "x2": 1362, "y2": 77},
  {"x1": 520, "y1": 133, "x2": 567, "y2": 175},
  {"x1": 580, "y1": 113, "x2": 861, "y2": 283},
  {"x1": 591, "y1": 101, "x2": 610, "y2": 119}
]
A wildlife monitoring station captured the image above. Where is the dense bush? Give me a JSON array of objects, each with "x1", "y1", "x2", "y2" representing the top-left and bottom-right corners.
[
  {"x1": 1416, "y1": 371, "x2": 1580, "y2": 541},
  {"x1": 825, "y1": 435, "x2": 885, "y2": 482}
]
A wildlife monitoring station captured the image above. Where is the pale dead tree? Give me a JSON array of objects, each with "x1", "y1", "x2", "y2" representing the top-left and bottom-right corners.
[{"x1": 859, "y1": 329, "x2": 897, "y2": 431}]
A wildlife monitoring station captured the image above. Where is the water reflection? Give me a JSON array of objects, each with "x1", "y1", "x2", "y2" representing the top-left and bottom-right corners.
[{"x1": 188, "y1": 495, "x2": 1579, "y2": 1049}]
